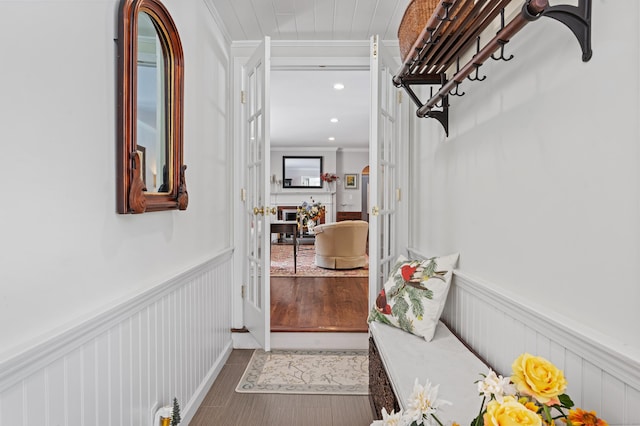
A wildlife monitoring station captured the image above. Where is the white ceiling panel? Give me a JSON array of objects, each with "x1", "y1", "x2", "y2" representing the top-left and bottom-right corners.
[
  {"x1": 313, "y1": 0, "x2": 336, "y2": 38},
  {"x1": 206, "y1": 0, "x2": 406, "y2": 42},
  {"x1": 293, "y1": 0, "x2": 316, "y2": 38},
  {"x1": 333, "y1": 0, "x2": 358, "y2": 39}
]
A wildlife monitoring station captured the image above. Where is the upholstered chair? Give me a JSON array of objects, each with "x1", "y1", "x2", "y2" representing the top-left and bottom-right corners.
[{"x1": 313, "y1": 220, "x2": 369, "y2": 269}]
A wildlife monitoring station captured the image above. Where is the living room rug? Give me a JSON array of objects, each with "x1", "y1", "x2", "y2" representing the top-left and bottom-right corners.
[
  {"x1": 235, "y1": 349, "x2": 369, "y2": 395},
  {"x1": 270, "y1": 243, "x2": 368, "y2": 277}
]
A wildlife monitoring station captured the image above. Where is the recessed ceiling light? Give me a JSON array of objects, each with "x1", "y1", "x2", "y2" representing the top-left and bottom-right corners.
[
  {"x1": 328, "y1": 137, "x2": 335, "y2": 141},
  {"x1": 330, "y1": 118, "x2": 339, "y2": 123},
  {"x1": 333, "y1": 83, "x2": 345, "y2": 90}
]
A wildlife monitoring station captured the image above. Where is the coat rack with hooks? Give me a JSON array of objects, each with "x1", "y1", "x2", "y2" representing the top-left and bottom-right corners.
[{"x1": 392, "y1": 0, "x2": 593, "y2": 136}]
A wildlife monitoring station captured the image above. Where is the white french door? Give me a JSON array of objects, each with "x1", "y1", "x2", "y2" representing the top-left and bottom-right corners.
[
  {"x1": 368, "y1": 35, "x2": 401, "y2": 307},
  {"x1": 242, "y1": 37, "x2": 272, "y2": 351}
]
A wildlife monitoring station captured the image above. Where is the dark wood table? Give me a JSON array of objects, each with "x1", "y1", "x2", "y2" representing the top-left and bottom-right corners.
[{"x1": 271, "y1": 221, "x2": 297, "y2": 273}]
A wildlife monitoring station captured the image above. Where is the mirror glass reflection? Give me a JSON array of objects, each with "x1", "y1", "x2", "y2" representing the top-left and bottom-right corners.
[
  {"x1": 137, "y1": 12, "x2": 169, "y2": 193},
  {"x1": 282, "y1": 156, "x2": 323, "y2": 188}
]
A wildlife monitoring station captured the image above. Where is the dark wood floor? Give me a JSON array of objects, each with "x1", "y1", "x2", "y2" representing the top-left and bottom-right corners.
[
  {"x1": 270, "y1": 276, "x2": 369, "y2": 332},
  {"x1": 190, "y1": 349, "x2": 374, "y2": 426}
]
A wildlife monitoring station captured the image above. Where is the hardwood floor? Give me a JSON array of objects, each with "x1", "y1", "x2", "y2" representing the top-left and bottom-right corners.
[
  {"x1": 190, "y1": 349, "x2": 375, "y2": 426},
  {"x1": 270, "y1": 276, "x2": 369, "y2": 332}
]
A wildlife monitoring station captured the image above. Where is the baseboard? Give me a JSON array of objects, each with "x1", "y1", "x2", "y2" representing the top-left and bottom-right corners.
[{"x1": 180, "y1": 341, "x2": 233, "y2": 425}]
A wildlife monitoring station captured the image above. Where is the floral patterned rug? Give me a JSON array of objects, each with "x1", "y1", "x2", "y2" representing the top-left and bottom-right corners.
[
  {"x1": 270, "y1": 243, "x2": 369, "y2": 277},
  {"x1": 235, "y1": 349, "x2": 369, "y2": 395}
]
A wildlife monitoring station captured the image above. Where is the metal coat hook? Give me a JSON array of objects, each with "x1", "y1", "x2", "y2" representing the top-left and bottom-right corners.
[
  {"x1": 449, "y1": 58, "x2": 466, "y2": 96},
  {"x1": 424, "y1": 28, "x2": 439, "y2": 45},
  {"x1": 467, "y1": 37, "x2": 487, "y2": 81},
  {"x1": 437, "y1": 2, "x2": 457, "y2": 22},
  {"x1": 492, "y1": 39, "x2": 514, "y2": 61},
  {"x1": 439, "y1": 94, "x2": 450, "y2": 109},
  {"x1": 491, "y1": 10, "x2": 514, "y2": 61},
  {"x1": 430, "y1": 87, "x2": 444, "y2": 109},
  {"x1": 467, "y1": 64, "x2": 487, "y2": 81}
]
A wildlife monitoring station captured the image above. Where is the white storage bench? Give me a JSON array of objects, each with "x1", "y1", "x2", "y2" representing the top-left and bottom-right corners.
[{"x1": 369, "y1": 321, "x2": 491, "y2": 422}]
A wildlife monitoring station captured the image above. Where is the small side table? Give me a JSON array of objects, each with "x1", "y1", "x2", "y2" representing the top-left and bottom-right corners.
[{"x1": 270, "y1": 221, "x2": 298, "y2": 273}]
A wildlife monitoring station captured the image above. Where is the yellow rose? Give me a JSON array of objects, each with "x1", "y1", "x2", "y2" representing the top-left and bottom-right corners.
[
  {"x1": 511, "y1": 353, "x2": 567, "y2": 405},
  {"x1": 484, "y1": 396, "x2": 542, "y2": 426}
]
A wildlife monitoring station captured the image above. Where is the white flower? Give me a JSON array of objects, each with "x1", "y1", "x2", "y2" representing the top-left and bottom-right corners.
[
  {"x1": 370, "y1": 407, "x2": 408, "y2": 426},
  {"x1": 477, "y1": 370, "x2": 515, "y2": 403},
  {"x1": 405, "y1": 378, "x2": 451, "y2": 425}
]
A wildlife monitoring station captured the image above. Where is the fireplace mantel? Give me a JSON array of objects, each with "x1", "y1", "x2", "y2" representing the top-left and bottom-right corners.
[{"x1": 271, "y1": 191, "x2": 336, "y2": 223}]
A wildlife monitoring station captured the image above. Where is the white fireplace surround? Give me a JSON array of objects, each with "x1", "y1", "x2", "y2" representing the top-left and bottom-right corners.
[{"x1": 271, "y1": 191, "x2": 336, "y2": 223}]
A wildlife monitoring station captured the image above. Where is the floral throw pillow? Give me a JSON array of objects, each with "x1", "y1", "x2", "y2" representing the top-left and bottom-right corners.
[{"x1": 368, "y1": 253, "x2": 459, "y2": 341}]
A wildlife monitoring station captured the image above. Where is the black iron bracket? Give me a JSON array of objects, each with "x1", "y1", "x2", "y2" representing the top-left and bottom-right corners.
[
  {"x1": 528, "y1": 0, "x2": 592, "y2": 61},
  {"x1": 394, "y1": 74, "x2": 450, "y2": 136}
]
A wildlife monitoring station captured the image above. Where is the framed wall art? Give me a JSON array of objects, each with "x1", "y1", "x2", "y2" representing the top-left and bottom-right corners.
[{"x1": 344, "y1": 173, "x2": 358, "y2": 189}]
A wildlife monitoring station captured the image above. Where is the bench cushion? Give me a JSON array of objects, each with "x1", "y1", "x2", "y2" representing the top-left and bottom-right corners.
[{"x1": 369, "y1": 321, "x2": 489, "y2": 422}]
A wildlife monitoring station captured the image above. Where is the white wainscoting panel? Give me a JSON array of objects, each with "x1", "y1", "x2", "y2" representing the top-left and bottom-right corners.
[
  {"x1": 441, "y1": 271, "x2": 640, "y2": 425},
  {"x1": 0, "y1": 250, "x2": 234, "y2": 426}
]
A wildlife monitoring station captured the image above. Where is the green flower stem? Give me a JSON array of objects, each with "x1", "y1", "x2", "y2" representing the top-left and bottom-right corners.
[
  {"x1": 430, "y1": 414, "x2": 445, "y2": 426},
  {"x1": 473, "y1": 396, "x2": 486, "y2": 426}
]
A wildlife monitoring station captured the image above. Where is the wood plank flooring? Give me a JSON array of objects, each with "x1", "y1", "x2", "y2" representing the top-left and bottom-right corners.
[
  {"x1": 270, "y1": 276, "x2": 369, "y2": 332},
  {"x1": 190, "y1": 349, "x2": 374, "y2": 426}
]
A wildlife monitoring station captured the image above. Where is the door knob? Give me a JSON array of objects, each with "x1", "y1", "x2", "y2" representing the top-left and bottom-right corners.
[
  {"x1": 371, "y1": 205, "x2": 380, "y2": 216},
  {"x1": 253, "y1": 206, "x2": 264, "y2": 216}
]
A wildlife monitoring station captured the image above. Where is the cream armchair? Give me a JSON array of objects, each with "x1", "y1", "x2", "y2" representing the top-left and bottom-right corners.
[{"x1": 313, "y1": 220, "x2": 369, "y2": 269}]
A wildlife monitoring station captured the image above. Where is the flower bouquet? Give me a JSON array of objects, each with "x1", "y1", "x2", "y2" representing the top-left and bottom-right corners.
[
  {"x1": 321, "y1": 172, "x2": 339, "y2": 182},
  {"x1": 372, "y1": 353, "x2": 608, "y2": 426},
  {"x1": 298, "y1": 198, "x2": 324, "y2": 225}
]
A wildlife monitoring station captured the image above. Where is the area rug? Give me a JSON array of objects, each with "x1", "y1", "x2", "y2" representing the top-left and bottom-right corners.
[
  {"x1": 270, "y1": 243, "x2": 368, "y2": 278},
  {"x1": 235, "y1": 349, "x2": 369, "y2": 395}
]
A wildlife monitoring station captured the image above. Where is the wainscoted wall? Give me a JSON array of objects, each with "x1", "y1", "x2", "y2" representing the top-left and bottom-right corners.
[
  {"x1": 0, "y1": 251, "x2": 233, "y2": 426},
  {"x1": 435, "y1": 268, "x2": 640, "y2": 425}
]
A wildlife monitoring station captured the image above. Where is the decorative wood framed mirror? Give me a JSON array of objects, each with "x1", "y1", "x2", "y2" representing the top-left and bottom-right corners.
[
  {"x1": 282, "y1": 156, "x2": 323, "y2": 189},
  {"x1": 116, "y1": 0, "x2": 187, "y2": 213}
]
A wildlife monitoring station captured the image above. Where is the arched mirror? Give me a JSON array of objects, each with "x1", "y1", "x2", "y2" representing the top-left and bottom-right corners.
[{"x1": 117, "y1": 0, "x2": 187, "y2": 213}]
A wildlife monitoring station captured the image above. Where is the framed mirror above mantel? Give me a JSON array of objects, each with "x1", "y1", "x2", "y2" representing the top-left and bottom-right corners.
[
  {"x1": 116, "y1": 0, "x2": 188, "y2": 214},
  {"x1": 282, "y1": 156, "x2": 323, "y2": 189}
]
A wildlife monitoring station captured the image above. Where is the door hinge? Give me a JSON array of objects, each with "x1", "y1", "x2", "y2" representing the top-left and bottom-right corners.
[
  {"x1": 372, "y1": 35, "x2": 378, "y2": 59},
  {"x1": 241, "y1": 285, "x2": 246, "y2": 299},
  {"x1": 241, "y1": 90, "x2": 246, "y2": 104},
  {"x1": 240, "y1": 188, "x2": 246, "y2": 202},
  {"x1": 397, "y1": 91, "x2": 403, "y2": 104},
  {"x1": 396, "y1": 188, "x2": 402, "y2": 202}
]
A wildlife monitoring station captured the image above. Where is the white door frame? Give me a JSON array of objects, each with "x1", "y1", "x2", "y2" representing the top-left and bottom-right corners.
[
  {"x1": 238, "y1": 37, "x2": 272, "y2": 350},
  {"x1": 368, "y1": 36, "x2": 402, "y2": 307},
  {"x1": 231, "y1": 41, "x2": 409, "y2": 344}
]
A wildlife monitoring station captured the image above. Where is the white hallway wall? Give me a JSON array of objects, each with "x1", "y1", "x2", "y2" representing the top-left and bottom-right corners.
[
  {"x1": 0, "y1": 0, "x2": 233, "y2": 423},
  {"x1": 408, "y1": 0, "x2": 640, "y2": 380},
  {"x1": 337, "y1": 149, "x2": 369, "y2": 213}
]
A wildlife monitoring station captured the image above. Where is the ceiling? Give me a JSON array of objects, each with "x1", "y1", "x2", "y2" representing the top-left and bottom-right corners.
[
  {"x1": 207, "y1": 0, "x2": 406, "y2": 42},
  {"x1": 206, "y1": 0, "x2": 407, "y2": 149},
  {"x1": 271, "y1": 69, "x2": 371, "y2": 148}
]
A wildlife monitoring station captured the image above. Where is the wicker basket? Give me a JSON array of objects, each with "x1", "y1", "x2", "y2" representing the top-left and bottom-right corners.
[{"x1": 398, "y1": 0, "x2": 440, "y2": 61}]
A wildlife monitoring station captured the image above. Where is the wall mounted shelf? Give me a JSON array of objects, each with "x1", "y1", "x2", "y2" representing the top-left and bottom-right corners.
[{"x1": 392, "y1": 0, "x2": 592, "y2": 136}]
